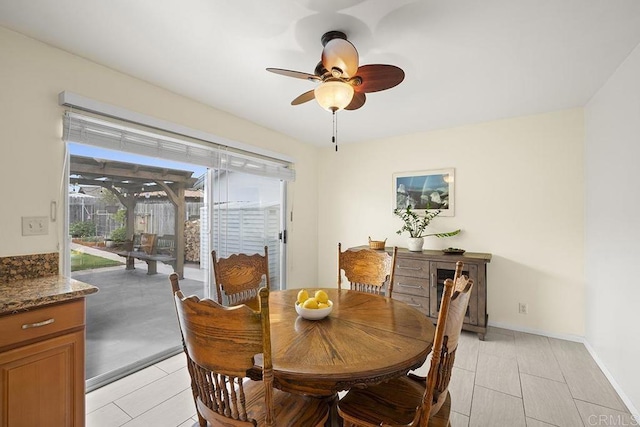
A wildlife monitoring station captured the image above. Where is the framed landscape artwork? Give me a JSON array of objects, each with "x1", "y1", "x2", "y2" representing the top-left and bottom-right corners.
[{"x1": 393, "y1": 168, "x2": 455, "y2": 216}]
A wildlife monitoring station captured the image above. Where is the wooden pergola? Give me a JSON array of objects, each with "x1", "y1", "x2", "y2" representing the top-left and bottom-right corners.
[{"x1": 70, "y1": 155, "x2": 198, "y2": 278}]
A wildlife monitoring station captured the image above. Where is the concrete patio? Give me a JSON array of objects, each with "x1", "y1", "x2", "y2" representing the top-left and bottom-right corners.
[{"x1": 71, "y1": 244, "x2": 205, "y2": 390}]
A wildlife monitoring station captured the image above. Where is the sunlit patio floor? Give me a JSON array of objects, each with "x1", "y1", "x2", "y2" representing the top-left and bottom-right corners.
[{"x1": 71, "y1": 244, "x2": 205, "y2": 389}]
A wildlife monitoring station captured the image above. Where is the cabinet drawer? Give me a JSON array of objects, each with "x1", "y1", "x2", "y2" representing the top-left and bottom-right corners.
[
  {"x1": 0, "y1": 299, "x2": 85, "y2": 349},
  {"x1": 393, "y1": 275, "x2": 429, "y2": 297},
  {"x1": 395, "y1": 258, "x2": 429, "y2": 278},
  {"x1": 393, "y1": 293, "x2": 429, "y2": 316}
]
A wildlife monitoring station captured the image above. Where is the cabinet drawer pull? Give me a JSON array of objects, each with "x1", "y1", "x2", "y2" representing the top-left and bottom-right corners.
[
  {"x1": 431, "y1": 273, "x2": 436, "y2": 288},
  {"x1": 406, "y1": 302, "x2": 422, "y2": 308},
  {"x1": 22, "y1": 318, "x2": 55, "y2": 329},
  {"x1": 397, "y1": 265, "x2": 422, "y2": 271},
  {"x1": 397, "y1": 283, "x2": 422, "y2": 290}
]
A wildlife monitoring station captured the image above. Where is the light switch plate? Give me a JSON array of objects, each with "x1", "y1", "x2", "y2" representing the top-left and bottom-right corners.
[{"x1": 22, "y1": 216, "x2": 49, "y2": 236}]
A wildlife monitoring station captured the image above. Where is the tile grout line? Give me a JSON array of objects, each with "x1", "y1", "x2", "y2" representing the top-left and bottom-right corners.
[
  {"x1": 547, "y1": 336, "x2": 606, "y2": 426},
  {"x1": 469, "y1": 338, "x2": 480, "y2": 422},
  {"x1": 117, "y1": 385, "x2": 193, "y2": 425},
  {"x1": 86, "y1": 365, "x2": 176, "y2": 416},
  {"x1": 513, "y1": 332, "x2": 569, "y2": 386},
  {"x1": 515, "y1": 346, "x2": 528, "y2": 423},
  {"x1": 473, "y1": 384, "x2": 524, "y2": 400},
  {"x1": 545, "y1": 336, "x2": 569, "y2": 386},
  {"x1": 514, "y1": 330, "x2": 569, "y2": 426},
  {"x1": 573, "y1": 397, "x2": 633, "y2": 416}
]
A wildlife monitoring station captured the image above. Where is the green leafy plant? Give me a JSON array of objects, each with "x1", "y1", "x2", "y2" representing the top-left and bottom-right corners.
[
  {"x1": 113, "y1": 209, "x2": 126, "y2": 226},
  {"x1": 69, "y1": 221, "x2": 97, "y2": 238},
  {"x1": 393, "y1": 205, "x2": 460, "y2": 238},
  {"x1": 109, "y1": 226, "x2": 128, "y2": 242}
]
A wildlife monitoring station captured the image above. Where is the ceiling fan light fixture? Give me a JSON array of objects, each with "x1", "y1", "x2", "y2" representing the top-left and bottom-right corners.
[
  {"x1": 322, "y1": 38, "x2": 359, "y2": 78},
  {"x1": 314, "y1": 80, "x2": 354, "y2": 112},
  {"x1": 267, "y1": 29, "x2": 405, "y2": 151}
]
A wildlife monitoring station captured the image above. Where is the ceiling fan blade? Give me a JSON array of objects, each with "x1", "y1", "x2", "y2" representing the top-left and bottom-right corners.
[
  {"x1": 266, "y1": 68, "x2": 321, "y2": 82},
  {"x1": 322, "y1": 38, "x2": 359, "y2": 78},
  {"x1": 345, "y1": 92, "x2": 366, "y2": 110},
  {"x1": 354, "y1": 64, "x2": 405, "y2": 93},
  {"x1": 291, "y1": 90, "x2": 316, "y2": 105}
]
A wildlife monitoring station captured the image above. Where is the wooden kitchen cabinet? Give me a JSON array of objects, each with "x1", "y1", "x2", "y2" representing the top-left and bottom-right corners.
[{"x1": 0, "y1": 299, "x2": 86, "y2": 427}]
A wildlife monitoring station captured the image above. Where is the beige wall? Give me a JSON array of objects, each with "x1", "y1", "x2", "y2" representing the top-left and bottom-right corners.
[
  {"x1": 0, "y1": 27, "x2": 319, "y2": 286},
  {"x1": 0, "y1": 25, "x2": 586, "y2": 337},
  {"x1": 317, "y1": 109, "x2": 585, "y2": 336}
]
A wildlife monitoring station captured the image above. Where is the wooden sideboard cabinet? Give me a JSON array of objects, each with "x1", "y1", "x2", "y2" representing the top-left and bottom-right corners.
[
  {"x1": 392, "y1": 248, "x2": 491, "y2": 340},
  {"x1": 0, "y1": 299, "x2": 86, "y2": 427},
  {"x1": 351, "y1": 246, "x2": 491, "y2": 340}
]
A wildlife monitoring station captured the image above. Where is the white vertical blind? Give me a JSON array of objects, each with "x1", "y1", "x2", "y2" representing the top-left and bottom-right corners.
[{"x1": 62, "y1": 111, "x2": 295, "y2": 181}]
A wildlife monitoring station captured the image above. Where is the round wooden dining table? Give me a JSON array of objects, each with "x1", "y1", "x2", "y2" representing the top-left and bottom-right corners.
[{"x1": 266, "y1": 288, "x2": 435, "y2": 398}]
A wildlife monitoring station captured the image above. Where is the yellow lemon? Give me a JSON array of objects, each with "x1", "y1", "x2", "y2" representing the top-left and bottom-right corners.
[
  {"x1": 297, "y1": 289, "x2": 309, "y2": 305},
  {"x1": 315, "y1": 290, "x2": 329, "y2": 304},
  {"x1": 317, "y1": 302, "x2": 329, "y2": 309},
  {"x1": 302, "y1": 297, "x2": 319, "y2": 309}
]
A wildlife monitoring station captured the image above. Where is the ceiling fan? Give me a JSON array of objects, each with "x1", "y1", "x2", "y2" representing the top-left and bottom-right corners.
[{"x1": 267, "y1": 30, "x2": 405, "y2": 113}]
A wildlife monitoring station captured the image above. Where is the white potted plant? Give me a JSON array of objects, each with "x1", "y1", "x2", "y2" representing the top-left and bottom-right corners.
[{"x1": 393, "y1": 205, "x2": 460, "y2": 251}]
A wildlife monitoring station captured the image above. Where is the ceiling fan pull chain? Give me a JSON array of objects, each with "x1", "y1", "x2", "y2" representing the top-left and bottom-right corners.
[{"x1": 333, "y1": 110, "x2": 338, "y2": 151}]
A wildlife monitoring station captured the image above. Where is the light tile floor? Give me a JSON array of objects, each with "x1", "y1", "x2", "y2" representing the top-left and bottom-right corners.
[{"x1": 86, "y1": 327, "x2": 635, "y2": 427}]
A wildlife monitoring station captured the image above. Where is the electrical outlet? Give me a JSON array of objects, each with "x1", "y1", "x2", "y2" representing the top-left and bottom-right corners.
[
  {"x1": 22, "y1": 216, "x2": 49, "y2": 236},
  {"x1": 518, "y1": 303, "x2": 528, "y2": 314}
]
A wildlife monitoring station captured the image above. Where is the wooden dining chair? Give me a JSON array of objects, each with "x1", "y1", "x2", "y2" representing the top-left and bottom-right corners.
[
  {"x1": 169, "y1": 273, "x2": 330, "y2": 427},
  {"x1": 337, "y1": 261, "x2": 473, "y2": 427},
  {"x1": 212, "y1": 246, "x2": 269, "y2": 309},
  {"x1": 338, "y1": 243, "x2": 398, "y2": 297}
]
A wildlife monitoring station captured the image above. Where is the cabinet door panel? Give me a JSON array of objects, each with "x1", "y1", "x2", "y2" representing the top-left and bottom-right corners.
[
  {"x1": 429, "y1": 262, "x2": 478, "y2": 324},
  {"x1": 0, "y1": 331, "x2": 84, "y2": 427}
]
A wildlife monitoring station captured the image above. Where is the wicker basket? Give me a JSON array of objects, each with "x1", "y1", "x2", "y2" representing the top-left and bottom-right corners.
[{"x1": 368, "y1": 237, "x2": 387, "y2": 250}]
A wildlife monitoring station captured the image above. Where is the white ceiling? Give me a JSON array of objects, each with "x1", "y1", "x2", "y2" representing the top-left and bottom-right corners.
[{"x1": 2, "y1": 0, "x2": 640, "y2": 148}]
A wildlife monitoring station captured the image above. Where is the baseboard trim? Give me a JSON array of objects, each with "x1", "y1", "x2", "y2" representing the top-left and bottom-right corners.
[
  {"x1": 582, "y1": 341, "x2": 640, "y2": 420},
  {"x1": 487, "y1": 320, "x2": 639, "y2": 419},
  {"x1": 487, "y1": 320, "x2": 584, "y2": 342}
]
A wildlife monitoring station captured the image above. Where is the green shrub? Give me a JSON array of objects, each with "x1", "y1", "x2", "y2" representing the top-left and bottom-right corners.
[
  {"x1": 114, "y1": 209, "x2": 126, "y2": 226},
  {"x1": 69, "y1": 221, "x2": 96, "y2": 238},
  {"x1": 109, "y1": 226, "x2": 128, "y2": 242}
]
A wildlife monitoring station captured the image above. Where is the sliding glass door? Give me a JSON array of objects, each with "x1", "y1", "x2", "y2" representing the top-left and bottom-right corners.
[
  {"x1": 204, "y1": 168, "x2": 286, "y2": 297},
  {"x1": 62, "y1": 111, "x2": 290, "y2": 389}
]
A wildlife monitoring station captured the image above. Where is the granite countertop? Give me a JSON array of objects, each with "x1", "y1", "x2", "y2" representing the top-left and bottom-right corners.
[{"x1": 0, "y1": 275, "x2": 99, "y2": 315}]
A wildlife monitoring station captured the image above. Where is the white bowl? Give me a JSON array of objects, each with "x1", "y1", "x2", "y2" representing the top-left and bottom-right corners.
[{"x1": 295, "y1": 300, "x2": 333, "y2": 320}]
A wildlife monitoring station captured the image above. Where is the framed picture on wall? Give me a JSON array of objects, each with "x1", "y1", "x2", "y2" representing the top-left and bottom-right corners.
[{"x1": 392, "y1": 168, "x2": 455, "y2": 216}]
